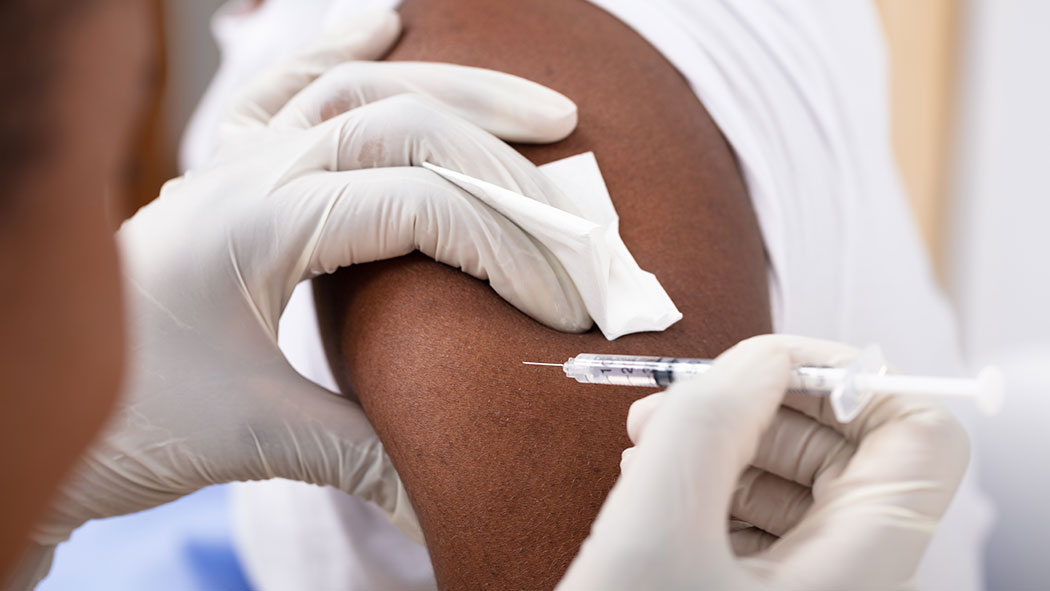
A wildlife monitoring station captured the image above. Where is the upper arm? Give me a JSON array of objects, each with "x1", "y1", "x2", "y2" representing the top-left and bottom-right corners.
[{"x1": 314, "y1": 0, "x2": 771, "y2": 588}]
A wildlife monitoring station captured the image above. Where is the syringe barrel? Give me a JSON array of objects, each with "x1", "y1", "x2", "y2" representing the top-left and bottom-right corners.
[
  {"x1": 565, "y1": 354, "x2": 709, "y2": 387},
  {"x1": 565, "y1": 353, "x2": 846, "y2": 393}
]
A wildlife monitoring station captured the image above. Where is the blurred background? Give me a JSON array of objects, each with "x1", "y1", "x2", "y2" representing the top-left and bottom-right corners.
[{"x1": 42, "y1": 0, "x2": 1050, "y2": 589}]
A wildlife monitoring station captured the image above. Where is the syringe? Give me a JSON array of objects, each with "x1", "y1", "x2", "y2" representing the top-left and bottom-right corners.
[{"x1": 523, "y1": 346, "x2": 1004, "y2": 423}]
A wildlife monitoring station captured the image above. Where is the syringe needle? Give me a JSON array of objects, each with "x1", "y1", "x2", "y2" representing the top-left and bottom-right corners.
[{"x1": 522, "y1": 361, "x2": 563, "y2": 366}]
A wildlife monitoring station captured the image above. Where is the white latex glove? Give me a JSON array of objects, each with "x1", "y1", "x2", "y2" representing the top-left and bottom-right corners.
[
  {"x1": 559, "y1": 335, "x2": 970, "y2": 591},
  {"x1": 11, "y1": 10, "x2": 589, "y2": 588}
]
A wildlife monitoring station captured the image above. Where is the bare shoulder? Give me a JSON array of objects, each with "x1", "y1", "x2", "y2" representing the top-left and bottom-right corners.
[{"x1": 315, "y1": 0, "x2": 770, "y2": 588}]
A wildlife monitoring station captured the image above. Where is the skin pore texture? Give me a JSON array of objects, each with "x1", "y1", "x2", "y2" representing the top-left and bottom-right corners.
[{"x1": 314, "y1": 0, "x2": 771, "y2": 588}]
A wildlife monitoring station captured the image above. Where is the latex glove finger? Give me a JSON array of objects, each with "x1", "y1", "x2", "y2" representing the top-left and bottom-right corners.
[
  {"x1": 627, "y1": 392, "x2": 821, "y2": 538},
  {"x1": 313, "y1": 94, "x2": 581, "y2": 215},
  {"x1": 628, "y1": 395, "x2": 840, "y2": 536},
  {"x1": 632, "y1": 336, "x2": 793, "y2": 528},
  {"x1": 619, "y1": 447, "x2": 636, "y2": 474},
  {"x1": 270, "y1": 61, "x2": 577, "y2": 143},
  {"x1": 254, "y1": 166, "x2": 588, "y2": 334},
  {"x1": 629, "y1": 395, "x2": 837, "y2": 538},
  {"x1": 739, "y1": 406, "x2": 852, "y2": 537},
  {"x1": 730, "y1": 466, "x2": 813, "y2": 538},
  {"x1": 230, "y1": 371, "x2": 424, "y2": 544},
  {"x1": 625, "y1": 392, "x2": 664, "y2": 445},
  {"x1": 751, "y1": 406, "x2": 853, "y2": 488},
  {"x1": 224, "y1": 10, "x2": 401, "y2": 132},
  {"x1": 729, "y1": 526, "x2": 778, "y2": 557},
  {"x1": 751, "y1": 412, "x2": 967, "y2": 589}
]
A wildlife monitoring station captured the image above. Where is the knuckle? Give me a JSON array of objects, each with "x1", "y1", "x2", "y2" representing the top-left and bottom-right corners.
[
  {"x1": 327, "y1": 60, "x2": 370, "y2": 82},
  {"x1": 320, "y1": 61, "x2": 377, "y2": 96},
  {"x1": 902, "y1": 403, "x2": 971, "y2": 469},
  {"x1": 925, "y1": 406, "x2": 970, "y2": 455},
  {"x1": 310, "y1": 63, "x2": 373, "y2": 118},
  {"x1": 376, "y1": 93, "x2": 447, "y2": 126}
]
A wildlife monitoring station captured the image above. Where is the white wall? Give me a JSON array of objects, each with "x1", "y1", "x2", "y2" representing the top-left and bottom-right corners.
[
  {"x1": 947, "y1": 2, "x2": 1050, "y2": 588},
  {"x1": 949, "y1": 1, "x2": 1050, "y2": 359},
  {"x1": 164, "y1": 0, "x2": 227, "y2": 158}
]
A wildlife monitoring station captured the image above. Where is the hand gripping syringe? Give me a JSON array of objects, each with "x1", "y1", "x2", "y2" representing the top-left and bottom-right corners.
[{"x1": 523, "y1": 346, "x2": 1004, "y2": 423}]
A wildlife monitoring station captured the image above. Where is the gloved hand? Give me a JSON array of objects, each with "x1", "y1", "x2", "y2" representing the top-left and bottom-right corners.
[
  {"x1": 558, "y1": 335, "x2": 970, "y2": 591},
  {"x1": 12, "y1": 9, "x2": 589, "y2": 588}
]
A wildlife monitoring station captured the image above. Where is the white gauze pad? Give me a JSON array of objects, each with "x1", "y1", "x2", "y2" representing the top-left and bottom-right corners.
[{"x1": 424, "y1": 152, "x2": 681, "y2": 340}]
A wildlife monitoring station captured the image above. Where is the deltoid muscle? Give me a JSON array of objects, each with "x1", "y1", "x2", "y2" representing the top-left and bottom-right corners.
[{"x1": 314, "y1": 1, "x2": 771, "y2": 588}]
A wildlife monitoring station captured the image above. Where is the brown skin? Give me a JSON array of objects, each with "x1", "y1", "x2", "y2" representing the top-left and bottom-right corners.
[
  {"x1": 0, "y1": 0, "x2": 151, "y2": 576},
  {"x1": 314, "y1": 0, "x2": 771, "y2": 589}
]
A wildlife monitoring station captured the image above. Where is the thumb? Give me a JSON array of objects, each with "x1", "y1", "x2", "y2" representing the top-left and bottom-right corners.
[
  {"x1": 622, "y1": 336, "x2": 793, "y2": 539},
  {"x1": 223, "y1": 10, "x2": 401, "y2": 131},
  {"x1": 562, "y1": 336, "x2": 792, "y2": 589}
]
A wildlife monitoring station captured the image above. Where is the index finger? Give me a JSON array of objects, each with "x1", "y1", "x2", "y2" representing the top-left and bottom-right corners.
[{"x1": 268, "y1": 61, "x2": 578, "y2": 143}]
